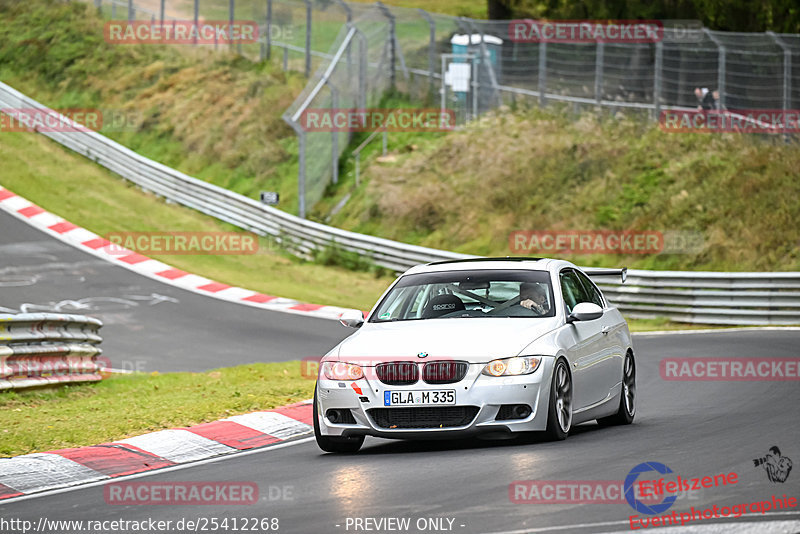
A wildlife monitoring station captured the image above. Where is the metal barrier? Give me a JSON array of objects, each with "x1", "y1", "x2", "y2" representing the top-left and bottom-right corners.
[
  {"x1": 596, "y1": 271, "x2": 800, "y2": 325},
  {"x1": 0, "y1": 314, "x2": 105, "y2": 390},
  {"x1": 1, "y1": 82, "x2": 799, "y2": 326}
]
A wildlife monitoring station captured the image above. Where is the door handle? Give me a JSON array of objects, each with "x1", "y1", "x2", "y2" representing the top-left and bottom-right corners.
[{"x1": 601, "y1": 326, "x2": 612, "y2": 335}]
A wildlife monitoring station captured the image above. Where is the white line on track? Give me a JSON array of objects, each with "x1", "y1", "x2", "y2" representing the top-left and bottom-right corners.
[{"x1": 0, "y1": 437, "x2": 315, "y2": 506}]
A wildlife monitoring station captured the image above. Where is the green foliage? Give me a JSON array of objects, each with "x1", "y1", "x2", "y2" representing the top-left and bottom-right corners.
[
  {"x1": 490, "y1": 0, "x2": 800, "y2": 32},
  {"x1": 313, "y1": 242, "x2": 392, "y2": 278}
]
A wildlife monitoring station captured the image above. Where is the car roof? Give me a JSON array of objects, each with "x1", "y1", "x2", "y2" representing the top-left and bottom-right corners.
[{"x1": 405, "y1": 257, "x2": 568, "y2": 276}]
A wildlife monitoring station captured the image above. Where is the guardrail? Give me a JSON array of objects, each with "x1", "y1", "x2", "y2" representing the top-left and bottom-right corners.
[
  {"x1": 0, "y1": 314, "x2": 105, "y2": 390},
  {"x1": 1, "y1": 82, "x2": 798, "y2": 326},
  {"x1": 595, "y1": 271, "x2": 800, "y2": 325}
]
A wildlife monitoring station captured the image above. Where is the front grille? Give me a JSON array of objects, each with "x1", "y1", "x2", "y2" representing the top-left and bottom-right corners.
[
  {"x1": 422, "y1": 361, "x2": 468, "y2": 384},
  {"x1": 368, "y1": 406, "x2": 480, "y2": 429},
  {"x1": 376, "y1": 362, "x2": 419, "y2": 385}
]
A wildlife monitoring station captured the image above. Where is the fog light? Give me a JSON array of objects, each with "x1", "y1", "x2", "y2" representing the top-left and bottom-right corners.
[
  {"x1": 497, "y1": 404, "x2": 532, "y2": 420},
  {"x1": 325, "y1": 409, "x2": 356, "y2": 424},
  {"x1": 513, "y1": 404, "x2": 532, "y2": 418}
]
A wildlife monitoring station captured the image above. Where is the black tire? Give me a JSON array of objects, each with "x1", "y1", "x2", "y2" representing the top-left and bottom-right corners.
[
  {"x1": 597, "y1": 351, "x2": 636, "y2": 427},
  {"x1": 544, "y1": 359, "x2": 572, "y2": 441},
  {"x1": 313, "y1": 387, "x2": 364, "y2": 453}
]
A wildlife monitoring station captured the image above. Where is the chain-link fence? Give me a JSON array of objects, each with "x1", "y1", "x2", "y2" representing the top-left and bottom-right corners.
[{"x1": 91, "y1": 0, "x2": 799, "y2": 216}]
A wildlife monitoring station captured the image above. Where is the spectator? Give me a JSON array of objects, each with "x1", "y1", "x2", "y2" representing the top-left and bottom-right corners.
[{"x1": 694, "y1": 87, "x2": 716, "y2": 110}]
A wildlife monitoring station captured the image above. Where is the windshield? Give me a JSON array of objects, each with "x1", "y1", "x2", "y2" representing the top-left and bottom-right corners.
[{"x1": 370, "y1": 269, "x2": 555, "y2": 322}]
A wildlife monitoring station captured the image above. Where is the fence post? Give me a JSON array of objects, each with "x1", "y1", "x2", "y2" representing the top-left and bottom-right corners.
[
  {"x1": 652, "y1": 40, "x2": 663, "y2": 121},
  {"x1": 355, "y1": 27, "x2": 367, "y2": 109},
  {"x1": 594, "y1": 41, "x2": 604, "y2": 105},
  {"x1": 229, "y1": 0, "x2": 235, "y2": 51},
  {"x1": 767, "y1": 32, "x2": 792, "y2": 116},
  {"x1": 440, "y1": 54, "x2": 446, "y2": 118},
  {"x1": 327, "y1": 80, "x2": 339, "y2": 185},
  {"x1": 538, "y1": 42, "x2": 547, "y2": 107},
  {"x1": 376, "y1": 2, "x2": 396, "y2": 90},
  {"x1": 283, "y1": 46, "x2": 289, "y2": 70},
  {"x1": 418, "y1": 9, "x2": 436, "y2": 98},
  {"x1": 283, "y1": 119, "x2": 307, "y2": 218},
  {"x1": 304, "y1": 0, "x2": 312, "y2": 77},
  {"x1": 160, "y1": 0, "x2": 165, "y2": 24},
  {"x1": 193, "y1": 0, "x2": 199, "y2": 45},
  {"x1": 94, "y1": 0, "x2": 101, "y2": 9},
  {"x1": 266, "y1": 0, "x2": 272, "y2": 59},
  {"x1": 703, "y1": 29, "x2": 726, "y2": 109},
  {"x1": 128, "y1": 0, "x2": 134, "y2": 21}
]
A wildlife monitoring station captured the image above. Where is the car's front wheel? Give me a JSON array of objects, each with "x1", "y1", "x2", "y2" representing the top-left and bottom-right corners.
[
  {"x1": 544, "y1": 359, "x2": 572, "y2": 441},
  {"x1": 597, "y1": 350, "x2": 636, "y2": 427},
  {"x1": 313, "y1": 388, "x2": 364, "y2": 453}
]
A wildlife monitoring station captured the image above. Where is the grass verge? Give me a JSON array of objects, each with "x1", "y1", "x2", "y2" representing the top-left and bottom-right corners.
[{"x1": 0, "y1": 362, "x2": 315, "y2": 457}]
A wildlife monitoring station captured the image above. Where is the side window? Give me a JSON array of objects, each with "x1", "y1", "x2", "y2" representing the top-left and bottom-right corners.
[
  {"x1": 559, "y1": 270, "x2": 590, "y2": 314},
  {"x1": 575, "y1": 270, "x2": 605, "y2": 308}
]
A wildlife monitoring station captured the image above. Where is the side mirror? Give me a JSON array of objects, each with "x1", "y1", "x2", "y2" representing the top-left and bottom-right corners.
[
  {"x1": 339, "y1": 309, "x2": 365, "y2": 329},
  {"x1": 567, "y1": 302, "x2": 603, "y2": 323}
]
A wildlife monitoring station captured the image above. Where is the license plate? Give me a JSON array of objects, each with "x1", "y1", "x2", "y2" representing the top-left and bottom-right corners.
[{"x1": 384, "y1": 390, "x2": 455, "y2": 406}]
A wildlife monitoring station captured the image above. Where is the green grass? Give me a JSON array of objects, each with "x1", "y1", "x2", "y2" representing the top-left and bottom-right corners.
[
  {"x1": 0, "y1": 130, "x2": 395, "y2": 310},
  {"x1": 0, "y1": 362, "x2": 315, "y2": 457}
]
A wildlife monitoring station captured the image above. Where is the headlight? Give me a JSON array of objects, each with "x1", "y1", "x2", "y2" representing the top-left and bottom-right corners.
[
  {"x1": 482, "y1": 356, "x2": 541, "y2": 376},
  {"x1": 321, "y1": 361, "x2": 364, "y2": 380}
]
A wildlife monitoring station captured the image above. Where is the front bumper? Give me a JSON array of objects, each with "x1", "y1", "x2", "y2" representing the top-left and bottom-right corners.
[{"x1": 316, "y1": 359, "x2": 554, "y2": 440}]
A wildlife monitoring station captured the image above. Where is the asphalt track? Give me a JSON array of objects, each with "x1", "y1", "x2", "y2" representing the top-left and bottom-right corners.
[
  {"x1": 0, "y1": 209, "x2": 349, "y2": 372},
  {"x1": 2, "y1": 209, "x2": 800, "y2": 533}
]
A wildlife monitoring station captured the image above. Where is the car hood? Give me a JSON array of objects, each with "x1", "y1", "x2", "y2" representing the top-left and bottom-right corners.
[{"x1": 332, "y1": 317, "x2": 560, "y2": 364}]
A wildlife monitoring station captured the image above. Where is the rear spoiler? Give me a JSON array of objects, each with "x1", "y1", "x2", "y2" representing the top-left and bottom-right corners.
[{"x1": 582, "y1": 267, "x2": 627, "y2": 283}]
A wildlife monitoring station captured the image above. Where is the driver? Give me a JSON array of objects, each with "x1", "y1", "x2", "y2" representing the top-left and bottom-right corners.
[{"x1": 519, "y1": 283, "x2": 550, "y2": 315}]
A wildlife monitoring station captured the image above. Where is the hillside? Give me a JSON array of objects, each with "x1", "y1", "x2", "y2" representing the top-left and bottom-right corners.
[
  {"x1": 327, "y1": 107, "x2": 800, "y2": 271},
  {"x1": 0, "y1": 0, "x2": 306, "y2": 211}
]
